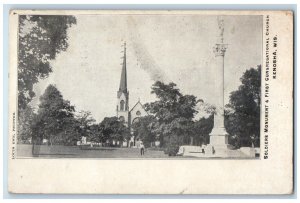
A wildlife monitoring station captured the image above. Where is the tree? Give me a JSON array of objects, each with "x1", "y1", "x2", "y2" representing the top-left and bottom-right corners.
[
  {"x1": 60, "y1": 116, "x2": 81, "y2": 146},
  {"x1": 192, "y1": 115, "x2": 214, "y2": 146},
  {"x1": 18, "y1": 15, "x2": 76, "y2": 110},
  {"x1": 131, "y1": 115, "x2": 157, "y2": 147},
  {"x1": 145, "y1": 81, "x2": 198, "y2": 155},
  {"x1": 145, "y1": 82, "x2": 197, "y2": 123},
  {"x1": 75, "y1": 111, "x2": 96, "y2": 140},
  {"x1": 225, "y1": 65, "x2": 261, "y2": 147},
  {"x1": 31, "y1": 84, "x2": 75, "y2": 145},
  {"x1": 98, "y1": 117, "x2": 130, "y2": 146},
  {"x1": 17, "y1": 106, "x2": 36, "y2": 143},
  {"x1": 89, "y1": 124, "x2": 102, "y2": 144}
]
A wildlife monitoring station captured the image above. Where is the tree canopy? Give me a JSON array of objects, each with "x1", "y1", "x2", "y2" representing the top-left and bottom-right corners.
[
  {"x1": 31, "y1": 84, "x2": 75, "y2": 145},
  {"x1": 75, "y1": 110, "x2": 96, "y2": 140},
  {"x1": 131, "y1": 115, "x2": 157, "y2": 147},
  {"x1": 225, "y1": 65, "x2": 261, "y2": 147},
  {"x1": 145, "y1": 81, "x2": 198, "y2": 155},
  {"x1": 17, "y1": 106, "x2": 36, "y2": 143},
  {"x1": 18, "y1": 15, "x2": 76, "y2": 109},
  {"x1": 145, "y1": 81, "x2": 198, "y2": 122},
  {"x1": 192, "y1": 115, "x2": 214, "y2": 146},
  {"x1": 27, "y1": 85, "x2": 130, "y2": 147},
  {"x1": 98, "y1": 117, "x2": 130, "y2": 145}
]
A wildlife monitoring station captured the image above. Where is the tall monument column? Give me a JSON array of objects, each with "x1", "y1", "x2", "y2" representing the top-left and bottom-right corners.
[{"x1": 208, "y1": 17, "x2": 229, "y2": 155}]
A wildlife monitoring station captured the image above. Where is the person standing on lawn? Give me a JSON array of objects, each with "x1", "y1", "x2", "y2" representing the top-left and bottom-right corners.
[{"x1": 140, "y1": 142, "x2": 145, "y2": 156}]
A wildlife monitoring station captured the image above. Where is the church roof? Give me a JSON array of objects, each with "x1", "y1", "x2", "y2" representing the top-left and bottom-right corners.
[
  {"x1": 129, "y1": 100, "x2": 149, "y2": 115},
  {"x1": 119, "y1": 43, "x2": 127, "y2": 93}
]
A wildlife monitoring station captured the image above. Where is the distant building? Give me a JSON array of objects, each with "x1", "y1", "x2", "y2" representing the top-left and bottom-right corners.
[{"x1": 116, "y1": 43, "x2": 148, "y2": 147}]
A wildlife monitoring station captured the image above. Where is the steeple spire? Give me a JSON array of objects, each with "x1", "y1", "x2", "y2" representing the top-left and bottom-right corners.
[
  {"x1": 119, "y1": 42, "x2": 127, "y2": 93},
  {"x1": 117, "y1": 42, "x2": 129, "y2": 120}
]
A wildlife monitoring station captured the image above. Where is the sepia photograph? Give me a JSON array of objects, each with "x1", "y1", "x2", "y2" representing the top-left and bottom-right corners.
[{"x1": 15, "y1": 13, "x2": 262, "y2": 159}]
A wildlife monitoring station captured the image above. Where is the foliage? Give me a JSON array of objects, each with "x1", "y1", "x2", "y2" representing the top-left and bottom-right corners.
[
  {"x1": 75, "y1": 111, "x2": 96, "y2": 139},
  {"x1": 60, "y1": 116, "x2": 81, "y2": 145},
  {"x1": 31, "y1": 84, "x2": 75, "y2": 145},
  {"x1": 98, "y1": 117, "x2": 130, "y2": 146},
  {"x1": 145, "y1": 81, "x2": 198, "y2": 155},
  {"x1": 145, "y1": 81, "x2": 197, "y2": 122},
  {"x1": 192, "y1": 115, "x2": 214, "y2": 146},
  {"x1": 17, "y1": 106, "x2": 36, "y2": 143},
  {"x1": 225, "y1": 65, "x2": 261, "y2": 147},
  {"x1": 18, "y1": 15, "x2": 76, "y2": 110},
  {"x1": 89, "y1": 124, "x2": 102, "y2": 143},
  {"x1": 131, "y1": 115, "x2": 157, "y2": 147},
  {"x1": 164, "y1": 134, "x2": 184, "y2": 156}
]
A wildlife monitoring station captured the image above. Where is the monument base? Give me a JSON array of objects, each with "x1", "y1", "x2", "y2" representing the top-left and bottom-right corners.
[
  {"x1": 205, "y1": 144, "x2": 229, "y2": 157},
  {"x1": 210, "y1": 126, "x2": 228, "y2": 137},
  {"x1": 206, "y1": 129, "x2": 229, "y2": 157},
  {"x1": 210, "y1": 134, "x2": 228, "y2": 145}
]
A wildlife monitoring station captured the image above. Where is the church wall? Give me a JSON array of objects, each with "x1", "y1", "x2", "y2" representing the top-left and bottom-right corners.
[{"x1": 129, "y1": 102, "x2": 148, "y2": 126}]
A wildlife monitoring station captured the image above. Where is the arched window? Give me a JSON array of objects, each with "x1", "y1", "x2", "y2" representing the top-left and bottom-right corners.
[
  {"x1": 132, "y1": 117, "x2": 140, "y2": 124},
  {"x1": 120, "y1": 100, "x2": 125, "y2": 111}
]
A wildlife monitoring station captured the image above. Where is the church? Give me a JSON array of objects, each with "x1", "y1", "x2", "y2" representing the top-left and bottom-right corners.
[{"x1": 116, "y1": 43, "x2": 148, "y2": 147}]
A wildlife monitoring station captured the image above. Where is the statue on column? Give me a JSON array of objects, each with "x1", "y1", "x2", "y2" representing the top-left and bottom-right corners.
[
  {"x1": 206, "y1": 16, "x2": 229, "y2": 156},
  {"x1": 217, "y1": 16, "x2": 225, "y2": 44}
]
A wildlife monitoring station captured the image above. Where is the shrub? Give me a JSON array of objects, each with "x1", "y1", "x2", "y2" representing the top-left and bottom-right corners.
[{"x1": 164, "y1": 135, "x2": 183, "y2": 156}]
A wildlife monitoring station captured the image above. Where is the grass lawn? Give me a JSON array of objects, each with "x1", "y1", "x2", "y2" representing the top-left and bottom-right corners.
[
  {"x1": 16, "y1": 144, "x2": 169, "y2": 159},
  {"x1": 16, "y1": 144, "x2": 255, "y2": 159}
]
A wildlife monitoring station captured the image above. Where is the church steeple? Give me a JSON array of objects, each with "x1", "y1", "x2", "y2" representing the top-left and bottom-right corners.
[
  {"x1": 119, "y1": 42, "x2": 127, "y2": 93},
  {"x1": 117, "y1": 42, "x2": 129, "y2": 124}
]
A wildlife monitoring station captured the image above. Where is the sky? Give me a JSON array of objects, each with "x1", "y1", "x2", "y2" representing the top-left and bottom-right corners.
[{"x1": 30, "y1": 14, "x2": 262, "y2": 122}]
